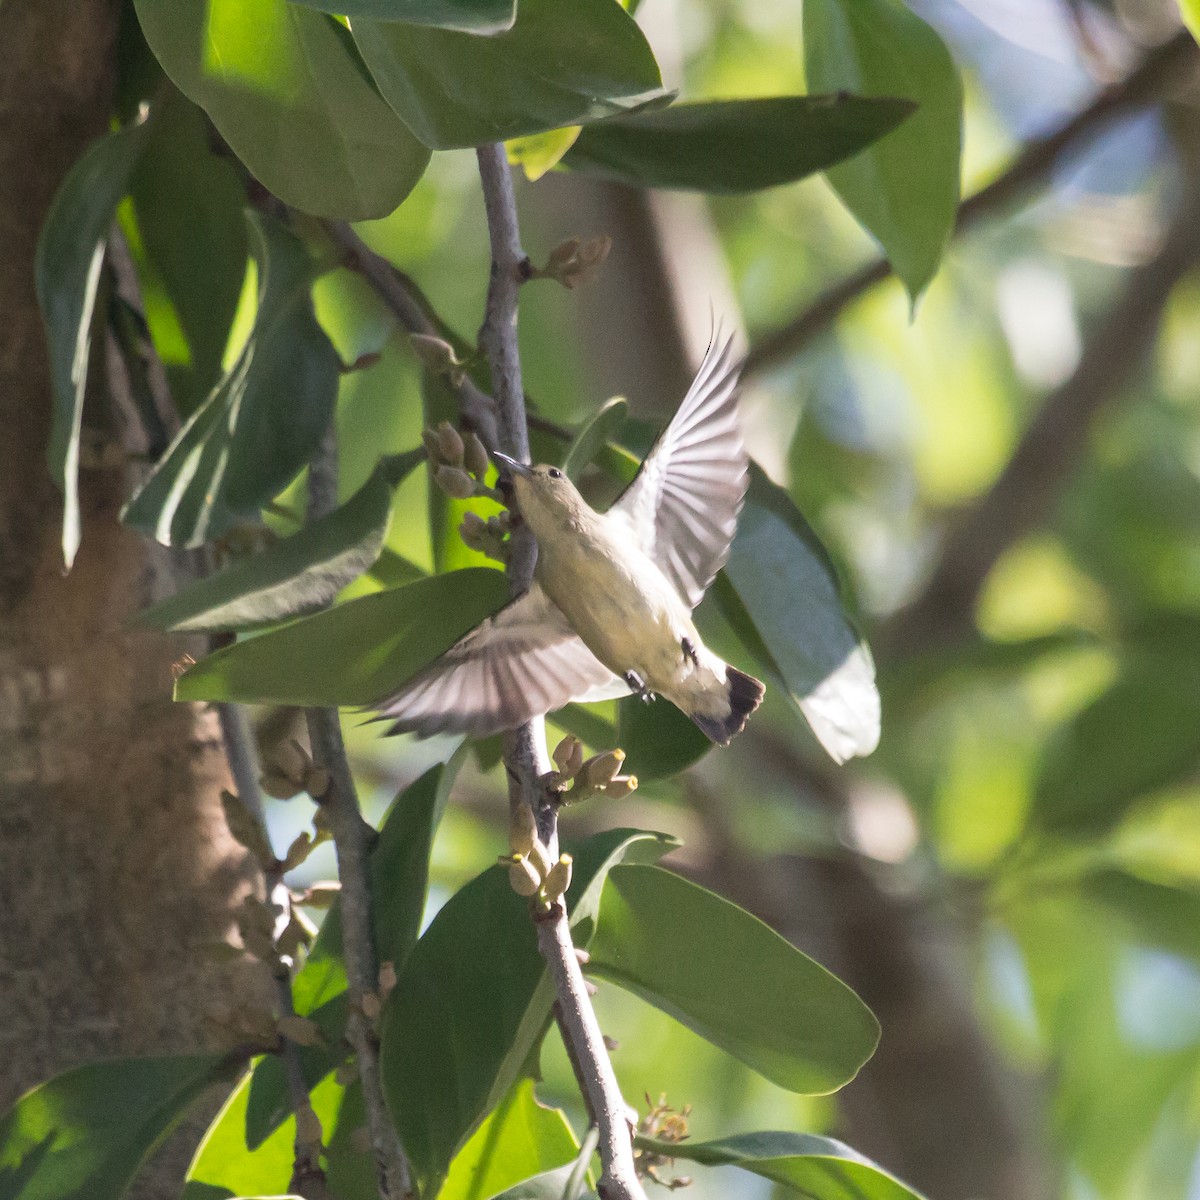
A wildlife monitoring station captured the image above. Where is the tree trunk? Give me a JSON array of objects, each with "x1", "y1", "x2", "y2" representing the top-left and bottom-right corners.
[{"x1": 0, "y1": 3, "x2": 264, "y2": 1190}]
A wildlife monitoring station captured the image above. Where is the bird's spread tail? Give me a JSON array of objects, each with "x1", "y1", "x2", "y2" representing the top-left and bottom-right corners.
[{"x1": 689, "y1": 666, "x2": 765, "y2": 745}]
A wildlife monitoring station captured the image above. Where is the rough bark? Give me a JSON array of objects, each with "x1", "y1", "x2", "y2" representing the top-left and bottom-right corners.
[{"x1": 0, "y1": 3, "x2": 265, "y2": 1190}]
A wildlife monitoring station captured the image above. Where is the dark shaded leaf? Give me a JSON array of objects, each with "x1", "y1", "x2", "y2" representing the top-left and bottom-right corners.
[
  {"x1": 129, "y1": 87, "x2": 248, "y2": 413},
  {"x1": 0, "y1": 1055, "x2": 239, "y2": 1200},
  {"x1": 175, "y1": 567, "x2": 509, "y2": 706},
  {"x1": 122, "y1": 213, "x2": 340, "y2": 548},
  {"x1": 721, "y1": 467, "x2": 879, "y2": 763},
  {"x1": 134, "y1": 0, "x2": 430, "y2": 218},
  {"x1": 804, "y1": 0, "x2": 962, "y2": 302},
  {"x1": 36, "y1": 119, "x2": 150, "y2": 569},
  {"x1": 616, "y1": 694, "x2": 710, "y2": 781},
  {"x1": 588, "y1": 866, "x2": 879, "y2": 1094},
  {"x1": 140, "y1": 453, "x2": 421, "y2": 633},
  {"x1": 381, "y1": 829, "x2": 676, "y2": 1197},
  {"x1": 289, "y1": 0, "x2": 516, "y2": 33},
  {"x1": 564, "y1": 94, "x2": 916, "y2": 192},
  {"x1": 638, "y1": 1130, "x2": 923, "y2": 1199},
  {"x1": 351, "y1": 0, "x2": 666, "y2": 150}
]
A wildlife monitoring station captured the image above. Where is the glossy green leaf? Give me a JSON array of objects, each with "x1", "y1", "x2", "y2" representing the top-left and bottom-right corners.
[
  {"x1": 175, "y1": 567, "x2": 508, "y2": 705},
  {"x1": 246, "y1": 761, "x2": 452, "y2": 1145},
  {"x1": 616, "y1": 694, "x2": 710, "y2": 781},
  {"x1": 183, "y1": 1068, "x2": 349, "y2": 1199},
  {"x1": 129, "y1": 87, "x2": 248, "y2": 414},
  {"x1": 122, "y1": 213, "x2": 340, "y2": 549},
  {"x1": 588, "y1": 866, "x2": 879, "y2": 1094},
  {"x1": 289, "y1": 0, "x2": 516, "y2": 32},
  {"x1": 563, "y1": 398, "x2": 628, "y2": 482},
  {"x1": 637, "y1": 1130, "x2": 923, "y2": 1199},
  {"x1": 804, "y1": 0, "x2": 962, "y2": 302},
  {"x1": 381, "y1": 829, "x2": 676, "y2": 1197},
  {"x1": 721, "y1": 467, "x2": 879, "y2": 763},
  {"x1": 134, "y1": 0, "x2": 430, "y2": 218},
  {"x1": 440, "y1": 1078, "x2": 577, "y2": 1200},
  {"x1": 36, "y1": 120, "x2": 150, "y2": 570},
  {"x1": 351, "y1": 0, "x2": 666, "y2": 150},
  {"x1": 1033, "y1": 660, "x2": 1200, "y2": 835},
  {"x1": 564, "y1": 94, "x2": 915, "y2": 192},
  {"x1": 140, "y1": 453, "x2": 421, "y2": 633},
  {"x1": 0, "y1": 1054, "x2": 238, "y2": 1200}
]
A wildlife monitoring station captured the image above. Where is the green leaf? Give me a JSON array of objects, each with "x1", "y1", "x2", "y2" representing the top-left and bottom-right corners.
[
  {"x1": 637, "y1": 1130, "x2": 924, "y2": 1199},
  {"x1": 440, "y1": 1078, "x2": 577, "y2": 1200},
  {"x1": 564, "y1": 94, "x2": 915, "y2": 192},
  {"x1": 1033, "y1": 659, "x2": 1200, "y2": 835},
  {"x1": 175, "y1": 567, "x2": 509, "y2": 705},
  {"x1": 289, "y1": 0, "x2": 516, "y2": 33},
  {"x1": 36, "y1": 119, "x2": 150, "y2": 570},
  {"x1": 588, "y1": 866, "x2": 879, "y2": 1094},
  {"x1": 351, "y1": 0, "x2": 666, "y2": 150},
  {"x1": 563, "y1": 398, "x2": 628, "y2": 482},
  {"x1": 1180, "y1": 1, "x2": 1200, "y2": 49},
  {"x1": 122, "y1": 213, "x2": 341, "y2": 549},
  {"x1": 721, "y1": 467, "x2": 879, "y2": 763},
  {"x1": 246, "y1": 760, "x2": 452, "y2": 1145},
  {"x1": 129, "y1": 87, "x2": 248, "y2": 414},
  {"x1": 183, "y1": 1069, "x2": 348, "y2": 1199},
  {"x1": 381, "y1": 828, "x2": 676, "y2": 1197},
  {"x1": 140, "y1": 453, "x2": 421, "y2": 633},
  {"x1": 616, "y1": 695, "x2": 710, "y2": 781},
  {"x1": 0, "y1": 1054, "x2": 238, "y2": 1200},
  {"x1": 134, "y1": 0, "x2": 430, "y2": 218},
  {"x1": 803, "y1": 0, "x2": 962, "y2": 302},
  {"x1": 507, "y1": 126, "x2": 583, "y2": 182}
]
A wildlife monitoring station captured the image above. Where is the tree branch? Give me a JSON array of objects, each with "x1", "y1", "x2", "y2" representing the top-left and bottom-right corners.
[
  {"x1": 880, "y1": 155, "x2": 1200, "y2": 656},
  {"x1": 742, "y1": 29, "x2": 1198, "y2": 379},
  {"x1": 304, "y1": 424, "x2": 413, "y2": 1200},
  {"x1": 475, "y1": 142, "x2": 648, "y2": 1200}
]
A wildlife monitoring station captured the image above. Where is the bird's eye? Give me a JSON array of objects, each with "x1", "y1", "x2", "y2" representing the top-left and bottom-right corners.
[{"x1": 547, "y1": 468, "x2": 563, "y2": 480}]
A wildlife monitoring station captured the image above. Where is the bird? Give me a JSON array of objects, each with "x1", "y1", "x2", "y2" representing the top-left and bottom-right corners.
[{"x1": 372, "y1": 331, "x2": 765, "y2": 745}]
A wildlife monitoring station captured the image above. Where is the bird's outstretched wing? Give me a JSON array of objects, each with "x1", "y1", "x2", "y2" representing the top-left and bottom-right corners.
[
  {"x1": 370, "y1": 582, "x2": 628, "y2": 738},
  {"x1": 609, "y1": 331, "x2": 747, "y2": 610}
]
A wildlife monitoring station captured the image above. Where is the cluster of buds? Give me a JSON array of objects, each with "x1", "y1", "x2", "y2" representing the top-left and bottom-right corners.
[
  {"x1": 501, "y1": 801, "x2": 574, "y2": 913},
  {"x1": 459, "y1": 509, "x2": 511, "y2": 563},
  {"x1": 635, "y1": 1095, "x2": 694, "y2": 1191},
  {"x1": 260, "y1": 738, "x2": 329, "y2": 802},
  {"x1": 531, "y1": 234, "x2": 613, "y2": 291},
  {"x1": 410, "y1": 332, "x2": 468, "y2": 387},
  {"x1": 551, "y1": 734, "x2": 638, "y2": 803},
  {"x1": 423, "y1": 418, "x2": 497, "y2": 503}
]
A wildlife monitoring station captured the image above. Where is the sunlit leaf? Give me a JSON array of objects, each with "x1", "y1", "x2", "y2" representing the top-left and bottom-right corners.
[
  {"x1": 440, "y1": 1078, "x2": 577, "y2": 1200},
  {"x1": 588, "y1": 866, "x2": 879, "y2": 1093},
  {"x1": 564, "y1": 94, "x2": 916, "y2": 192},
  {"x1": 637, "y1": 1130, "x2": 924, "y2": 1199},
  {"x1": 288, "y1": 0, "x2": 516, "y2": 32},
  {"x1": 507, "y1": 126, "x2": 583, "y2": 182},
  {"x1": 175, "y1": 567, "x2": 508, "y2": 706},
  {"x1": 804, "y1": 0, "x2": 962, "y2": 302},
  {"x1": 351, "y1": 0, "x2": 666, "y2": 150},
  {"x1": 134, "y1": 0, "x2": 430, "y2": 218},
  {"x1": 381, "y1": 829, "x2": 677, "y2": 1197},
  {"x1": 122, "y1": 213, "x2": 340, "y2": 549},
  {"x1": 0, "y1": 1054, "x2": 239, "y2": 1200},
  {"x1": 720, "y1": 467, "x2": 880, "y2": 763},
  {"x1": 140, "y1": 452, "x2": 421, "y2": 633},
  {"x1": 36, "y1": 119, "x2": 150, "y2": 569}
]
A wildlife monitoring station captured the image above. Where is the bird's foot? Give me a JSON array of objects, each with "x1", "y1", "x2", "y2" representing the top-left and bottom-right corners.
[
  {"x1": 681, "y1": 636, "x2": 699, "y2": 667},
  {"x1": 624, "y1": 670, "x2": 656, "y2": 704}
]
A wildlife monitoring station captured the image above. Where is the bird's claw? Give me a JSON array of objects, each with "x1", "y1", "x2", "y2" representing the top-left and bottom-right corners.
[
  {"x1": 681, "y1": 636, "x2": 699, "y2": 666},
  {"x1": 624, "y1": 670, "x2": 656, "y2": 704}
]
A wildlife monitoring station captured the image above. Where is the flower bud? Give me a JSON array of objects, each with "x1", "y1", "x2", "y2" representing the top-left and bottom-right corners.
[
  {"x1": 436, "y1": 420, "x2": 465, "y2": 466},
  {"x1": 581, "y1": 749, "x2": 625, "y2": 790},
  {"x1": 435, "y1": 465, "x2": 476, "y2": 500},
  {"x1": 552, "y1": 734, "x2": 583, "y2": 778},
  {"x1": 463, "y1": 430, "x2": 491, "y2": 480},
  {"x1": 603, "y1": 775, "x2": 639, "y2": 799},
  {"x1": 542, "y1": 853, "x2": 573, "y2": 902},
  {"x1": 507, "y1": 854, "x2": 542, "y2": 896}
]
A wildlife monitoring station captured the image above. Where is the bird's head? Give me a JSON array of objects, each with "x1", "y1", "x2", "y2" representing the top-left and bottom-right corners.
[{"x1": 493, "y1": 453, "x2": 592, "y2": 537}]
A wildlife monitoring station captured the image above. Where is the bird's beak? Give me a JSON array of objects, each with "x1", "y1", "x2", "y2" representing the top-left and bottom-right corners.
[{"x1": 493, "y1": 452, "x2": 532, "y2": 478}]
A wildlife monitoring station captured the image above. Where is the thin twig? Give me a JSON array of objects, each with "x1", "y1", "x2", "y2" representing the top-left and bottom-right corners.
[
  {"x1": 304, "y1": 424, "x2": 413, "y2": 1200},
  {"x1": 475, "y1": 141, "x2": 647, "y2": 1200},
  {"x1": 319, "y1": 218, "x2": 501, "y2": 451},
  {"x1": 742, "y1": 29, "x2": 1198, "y2": 379}
]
